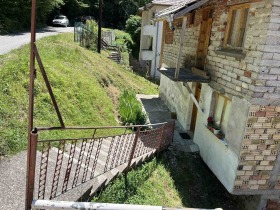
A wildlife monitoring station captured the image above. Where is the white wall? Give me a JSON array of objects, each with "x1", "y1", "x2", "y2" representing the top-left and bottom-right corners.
[
  {"x1": 159, "y1": 74, "x2": 193, "y2": 130},
  {"x1": 193, "y1": 84, "x2": 250, "y2": 193},
  {"x1": 159, "y1": 77, "x2": 251, "y2": 192}
]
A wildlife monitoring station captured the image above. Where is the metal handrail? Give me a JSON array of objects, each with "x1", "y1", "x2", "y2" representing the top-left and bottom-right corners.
[
  {"x1": 35, "y1": 122, "x2": 168, "y2": 132},
  {"x1": 32, "y1": 200, "x2": 222, "y2": 210}
]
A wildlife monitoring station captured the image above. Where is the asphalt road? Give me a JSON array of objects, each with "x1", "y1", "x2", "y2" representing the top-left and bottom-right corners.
[{"x1": 0, "y1": 26, "x2": 73, "y2": 55}]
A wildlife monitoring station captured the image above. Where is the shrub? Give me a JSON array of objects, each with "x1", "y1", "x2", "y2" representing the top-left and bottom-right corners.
[{"x1": 118, "y1": 90, "x2": 147, "y2": 125}]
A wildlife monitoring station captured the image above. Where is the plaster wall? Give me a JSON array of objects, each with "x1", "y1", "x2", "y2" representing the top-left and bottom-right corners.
[
  {"x1": 193, "y1": 84, "x2": 248, "y2": 192},
  {"x1": 159, "y1": 74, "x2": 193, "y2": 130}
]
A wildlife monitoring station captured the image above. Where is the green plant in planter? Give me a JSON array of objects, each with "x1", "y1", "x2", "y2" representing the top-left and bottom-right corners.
[{"x1": 118, "y1": 90, "x2": 147, "y2": 126}]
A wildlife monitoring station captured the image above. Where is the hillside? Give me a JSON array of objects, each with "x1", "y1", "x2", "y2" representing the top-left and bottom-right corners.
[{"x1": 0, "y1": 33, "x2": 158, "y2": 155}]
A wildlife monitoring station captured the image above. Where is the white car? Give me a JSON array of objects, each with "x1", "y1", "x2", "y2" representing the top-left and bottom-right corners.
[{"x1": 52, "y1": 15, "x2": 69, "y2": 27}]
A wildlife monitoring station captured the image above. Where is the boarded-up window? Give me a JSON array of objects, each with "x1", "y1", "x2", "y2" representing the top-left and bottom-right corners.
[
  {"x1": 165, "y1": 22, "x2": 174, "y2": 44},
  {"x1": 213, "y1": 93, "x2": 232, "y2": 134},
  {"x1": 224, "y1": 4, "x2": 250, "y2": 49}
]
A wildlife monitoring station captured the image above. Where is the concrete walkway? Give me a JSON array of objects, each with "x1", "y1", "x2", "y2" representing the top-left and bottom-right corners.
[{"x1": 137, "y1": 94, "x2": 199, "y2": 153}]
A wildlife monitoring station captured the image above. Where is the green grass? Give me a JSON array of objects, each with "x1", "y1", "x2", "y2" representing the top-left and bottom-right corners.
[
  {"x1": 93, "y1": 151, "x2": 245, "y2": 209},
  {"x1": 92, "y1": 158, "x2": 183, "y2": 207},
  {"x1": 0, "y1": 33, "x2": 158, "y2": 155}
]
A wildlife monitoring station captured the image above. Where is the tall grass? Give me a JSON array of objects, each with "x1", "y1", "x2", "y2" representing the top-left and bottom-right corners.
[{"x1": 118, "y1": 90, "x2": 147, "y2": 125}]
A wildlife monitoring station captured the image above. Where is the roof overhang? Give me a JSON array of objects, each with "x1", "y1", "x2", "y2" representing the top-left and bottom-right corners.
[
  {"x1": 154, "y1": 0, "x2": 210, "y2": 21},
  {"x1": 158, "y1": 67, "x2": 210, "y2": 83}
]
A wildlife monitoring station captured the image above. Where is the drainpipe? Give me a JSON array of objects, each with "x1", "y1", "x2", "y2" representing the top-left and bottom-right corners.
[{"x1": 153, "y1": 22, "x2": 160, "y2": 78}]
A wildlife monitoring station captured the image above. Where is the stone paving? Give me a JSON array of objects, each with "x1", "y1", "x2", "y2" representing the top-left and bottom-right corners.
[{"x1": 137, "y1": 94, "x2": 199, "y2": 153}]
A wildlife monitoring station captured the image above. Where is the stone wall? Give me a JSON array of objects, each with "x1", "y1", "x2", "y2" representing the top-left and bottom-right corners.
[
  {"x1": 251, "y1": 0, "x2": 280, "y2": 106},
  {"x1": 161, "y1": 0, "x2": 273, "y2": 101}
]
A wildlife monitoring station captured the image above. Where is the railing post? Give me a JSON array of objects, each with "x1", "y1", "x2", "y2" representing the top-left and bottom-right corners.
[
  {"x1": 157, "y1": 124, "x2": 166, "y2": 156},
  {"x1": 126, "y1": 127, "x2": 140, "y2": 172},
  {"x1": 172, "y1": 120, "x2": 176, "y2": 143},
  {"x1": 25, "y1": 131, "x2": 38, "y2": 210}
]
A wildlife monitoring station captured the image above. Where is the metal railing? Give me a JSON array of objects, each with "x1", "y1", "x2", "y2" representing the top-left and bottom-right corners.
[
  {"x1": 32, "y1": 200, "x2": 222, "y2": 210},
  {"x1": 27, "y1": 122, "x2": 175, "y2": 209}
]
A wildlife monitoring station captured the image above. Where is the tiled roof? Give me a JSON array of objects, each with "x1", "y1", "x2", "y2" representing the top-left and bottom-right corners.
[
  {"x1": 151, "y1": 0, "x2": 186, "y2": 5},
  {"x1": 155, "y1": 0, "x2": 197, "y2": 18}
]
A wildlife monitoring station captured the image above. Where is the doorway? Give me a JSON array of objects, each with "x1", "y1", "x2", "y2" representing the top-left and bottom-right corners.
[
  {"x1": 196, "y1": 8, "x2": 213, "y2": 70},
  {"x1": 190, "y1": 83, "x2": 202, "y2": 132}
]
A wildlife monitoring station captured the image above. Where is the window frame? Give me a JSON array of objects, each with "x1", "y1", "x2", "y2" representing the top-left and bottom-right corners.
[
  {"x1": 224, "y1": 3, "x2": 250, "y2": 49},
  {"x1": 213, "y1": 92, "x2": 232, "y2": 134}
]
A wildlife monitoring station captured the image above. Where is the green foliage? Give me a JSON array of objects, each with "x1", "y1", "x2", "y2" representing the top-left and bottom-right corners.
[
  {"x1": 118, "y1": 90, "x2": 147, "y2": 125},
  {"x1": 82, "y1": 20, "x2": 98, "y2": 50},
  {"x1": 0, "y1": 33, "x2": 158, "y2": 156},
  {"x1": 125, "y1": 15, "x2": 142, "y2": 58},
  {"x1": 0, "y1": 0, "x2": 65, "y2": 33},
  {"x1": 92, "y1": 158, "x2": 183, "y2": 207},
  {"x1": 113, "y1": 30, "x2": 133, "y2": 53}
]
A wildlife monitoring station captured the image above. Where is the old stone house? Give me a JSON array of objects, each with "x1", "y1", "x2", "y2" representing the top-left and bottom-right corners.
[{"x1": 148, "y1": 0, "x2": 280, "y2": 209}]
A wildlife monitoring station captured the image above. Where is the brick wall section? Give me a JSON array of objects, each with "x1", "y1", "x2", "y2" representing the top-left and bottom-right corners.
[
  {"x1": 251, "y1": 0, "x2": 280, "y2": 106},
  {"x1": 234, "y1": 105, "x2": 280, "y2": 190}
]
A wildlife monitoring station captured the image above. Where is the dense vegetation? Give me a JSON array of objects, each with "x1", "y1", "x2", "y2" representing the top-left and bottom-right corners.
[
  {"x1": 0, "y1": 0, "x2": 151, "y2": 34},
  {"x1": 0, "y1": 33, "x2": 158, "y2": 156}
]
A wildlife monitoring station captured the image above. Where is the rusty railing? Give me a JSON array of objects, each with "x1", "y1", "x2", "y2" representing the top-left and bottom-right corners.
[{"x1": 26, "y1": 122, "x2": 175, "y2": 208}]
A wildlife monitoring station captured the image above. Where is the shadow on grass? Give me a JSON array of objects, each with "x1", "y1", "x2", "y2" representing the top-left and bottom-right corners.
[
  {"x1": 158, "y1": 149, "x2": 245, "y2": 210},
  {"x1": 92, "y1": 158, "x2": 158, "y2": 204}
]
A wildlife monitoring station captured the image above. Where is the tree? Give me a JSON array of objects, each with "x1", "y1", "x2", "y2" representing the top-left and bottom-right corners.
[{"x1": 125, "y1": 15, "x2": 142, "y2": 58}]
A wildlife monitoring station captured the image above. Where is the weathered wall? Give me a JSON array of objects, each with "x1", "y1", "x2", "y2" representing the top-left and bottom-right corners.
[
  {"x1": 207, "y1": 0, "x2": 273, "y2": 100},
  {"x1": 159, "y1": 74, "x2": 193, "y2": 130},
  {"x1": 251, "y1": 0, "x2": 280, "y2": 106},
  {"x1": 161, "y1": 0, "x2": 273, "y2": 101}
]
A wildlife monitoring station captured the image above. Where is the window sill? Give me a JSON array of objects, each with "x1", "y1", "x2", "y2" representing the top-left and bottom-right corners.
[
  {"x1": 214, "y1": 49, "x2": 246, "y2": 59},
  {"x1": 204, "y1": 124, "x2": 228, "y2": 147}
]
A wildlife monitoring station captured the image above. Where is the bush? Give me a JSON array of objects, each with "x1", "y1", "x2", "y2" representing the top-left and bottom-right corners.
[{"x1": 118, "y1": 90, "x2": 147, "y2": 125}]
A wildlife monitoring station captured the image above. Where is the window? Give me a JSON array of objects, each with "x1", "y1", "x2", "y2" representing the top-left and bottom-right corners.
[
  {"x1": 224, "y1": 4, "x2": 250, "y2": 49},
  {"x1": 213, "y1": 93, "x2": 232, "y2": 134}
]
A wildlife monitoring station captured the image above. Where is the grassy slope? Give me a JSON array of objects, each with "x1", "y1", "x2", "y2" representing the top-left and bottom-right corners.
[
  {"x1": 93, "y1": 158, "x2": 183, "y2": 207},
  {"x1": 93, "y1": 151, "x2": 244, "y2": 209},
  {"x1": 0, "y1": 33, "x2": 158, "y2": 155}
]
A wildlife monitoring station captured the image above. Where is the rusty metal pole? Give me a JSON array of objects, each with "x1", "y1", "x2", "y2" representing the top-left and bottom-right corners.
[
  {"x1": 157, "y1": 124, "x2": 166, "y2": 156},
  {"x1": 126, "y1": 127, "x2": 140, "y2": 172},
  {"x1": 26, "y1": 0, "x2": 37, "y2": 209},
  {"x1": 25, "y1": 132, "x2": 38, "y2": 210}
]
